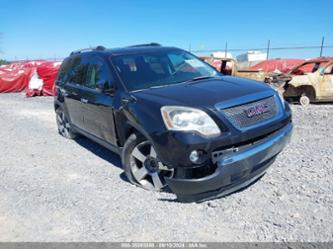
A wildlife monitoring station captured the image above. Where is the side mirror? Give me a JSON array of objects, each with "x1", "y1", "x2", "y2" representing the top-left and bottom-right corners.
[{"x1": 97, "y1": 80, "x2": 116, "y2": 95}]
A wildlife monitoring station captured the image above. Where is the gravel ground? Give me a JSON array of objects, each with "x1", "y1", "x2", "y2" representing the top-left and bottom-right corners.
[{"x1": 0, "y1": 93, "x2": 332, "y2": 242}]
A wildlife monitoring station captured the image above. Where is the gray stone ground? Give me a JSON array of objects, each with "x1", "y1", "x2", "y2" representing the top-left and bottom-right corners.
[{"x1": 0, "y1": 93, "x2": 332, "y2": 242}]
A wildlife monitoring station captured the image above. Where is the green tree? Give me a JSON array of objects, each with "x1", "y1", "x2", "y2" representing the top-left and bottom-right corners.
[{"x1": 0, "y1": 59, "x2": 9, "y2": 66}]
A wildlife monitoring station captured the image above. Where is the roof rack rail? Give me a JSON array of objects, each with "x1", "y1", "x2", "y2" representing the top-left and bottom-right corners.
[
  {"x1": 129, "y1": 43, "x2": 161, "y2": 47},
  {"x1": 70, "y1": 45, "x2": 106, "y2": 55}
]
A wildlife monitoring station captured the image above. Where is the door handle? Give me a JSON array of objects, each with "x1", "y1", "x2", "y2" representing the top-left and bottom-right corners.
[{"x1": 80, "y1": 98, "x2": 88, "y2": 104}]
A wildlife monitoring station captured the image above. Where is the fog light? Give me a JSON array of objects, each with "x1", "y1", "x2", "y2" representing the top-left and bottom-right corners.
[{"x1": 189, "y1": 150, "x2": 200, "y2": 163}]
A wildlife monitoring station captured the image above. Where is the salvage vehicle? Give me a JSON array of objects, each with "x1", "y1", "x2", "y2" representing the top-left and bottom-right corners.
[
  {"x1": 201, "y1": 57, "x2": 268, "y2": 82},
  {"x1": 54, "y1": 44, "x2": 293, "y2": 202},
  {"x1": 281, "y1": 58, "x2": 333, "y2": 106},
  {"x1": 200, "y1": 56, "x2": 291, "y2": 91}
]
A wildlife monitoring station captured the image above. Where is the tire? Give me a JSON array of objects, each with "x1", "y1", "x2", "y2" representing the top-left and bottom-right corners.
[
  {"x1": 300, "y1": 94, "x2": 310, "y2": 106},
  {"x1": 55, "y1": 107, "x2": 77, "y2": 139},
  {"x1": 121, "y1": 133, "x2": 173, "y2": 191}
]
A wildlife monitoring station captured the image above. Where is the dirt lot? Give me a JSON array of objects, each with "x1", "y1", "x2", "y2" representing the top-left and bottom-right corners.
[{"x1": 0, "y1": 93, "x2": 332, "y2": 242}]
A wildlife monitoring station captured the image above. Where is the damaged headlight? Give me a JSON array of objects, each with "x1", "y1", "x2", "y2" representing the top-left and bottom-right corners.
[{"x1": 161, "y1": 106, "x2": 221, "y2": 137}]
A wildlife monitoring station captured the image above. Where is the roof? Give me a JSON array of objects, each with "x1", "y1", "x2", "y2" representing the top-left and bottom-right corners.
[
  {"x1": 106, "y1": 46, "x2": 181, "y2": 56},
  {"x1": 288, "y1": 57, "x2": 333, "y2": 74},
  {"x1": 69, "y1": 44, "x2": 182, "y2": 58},
  {"x1": 302, "y1": 57, "x2": 333, "y2": 64}
]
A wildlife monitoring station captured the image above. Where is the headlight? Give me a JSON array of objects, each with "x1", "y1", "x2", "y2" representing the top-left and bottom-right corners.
[{"x1": 161, "y1": 106, "x2": 221, "y2": 137}]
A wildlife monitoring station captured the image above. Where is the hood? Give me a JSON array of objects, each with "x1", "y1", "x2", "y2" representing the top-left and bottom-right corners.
[{"x1": 132, "y1": 76, "x2": 275, "y2": 109}]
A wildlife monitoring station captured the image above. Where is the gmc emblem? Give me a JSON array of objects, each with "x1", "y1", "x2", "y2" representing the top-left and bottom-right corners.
[{"x1": 245, "y1": 102, "x2": 269, "y2": 118}]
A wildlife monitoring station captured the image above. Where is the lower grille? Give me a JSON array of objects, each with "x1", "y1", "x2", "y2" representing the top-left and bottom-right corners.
[{"x1": 221, "y1": 96, "x2": 277, "y2": 129}]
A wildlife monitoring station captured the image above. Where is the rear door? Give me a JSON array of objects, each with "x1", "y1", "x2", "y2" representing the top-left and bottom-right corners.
[
  {"x1": 63, "y1": 56, "x2": 88, "y2": 129},
  {"x1": 80, "y1": 55, "x2": 118, "y2": 145}
]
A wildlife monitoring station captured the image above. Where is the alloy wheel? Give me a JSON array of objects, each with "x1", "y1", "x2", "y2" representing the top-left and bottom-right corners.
[
  {"x1": 56, "y1": 110, "x2": 70, "y2": 137},
  {"x1": 130, "y1": 141, "x2": 173, "y2": 190}
]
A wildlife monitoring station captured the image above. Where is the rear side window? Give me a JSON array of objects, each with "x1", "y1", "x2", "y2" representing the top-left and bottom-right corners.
[
  {"x1": 56, "y1": 59, "x2": 72, "y2": 85},
  {"x1": 68, "y1": 56, "x2": 88, "y2": 85}
]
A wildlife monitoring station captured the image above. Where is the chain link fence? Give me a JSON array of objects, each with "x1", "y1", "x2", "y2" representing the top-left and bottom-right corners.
[{"x1": 190, "y1": 38, "x2": 333, "y2": 60}]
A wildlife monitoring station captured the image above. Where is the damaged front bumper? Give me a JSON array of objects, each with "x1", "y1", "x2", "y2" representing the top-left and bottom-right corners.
[{"x1": 165, "y1": 122, "x2": 293, "y2": 202}]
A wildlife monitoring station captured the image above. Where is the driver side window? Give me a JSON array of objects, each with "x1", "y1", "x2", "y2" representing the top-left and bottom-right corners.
[{"x1": 83, "y1": 57, "x2": 112, "y2": 90}]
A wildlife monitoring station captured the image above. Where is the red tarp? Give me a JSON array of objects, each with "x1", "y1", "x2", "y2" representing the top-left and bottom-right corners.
[
  {"x1": 250, "y1": 59, "x2": 305, "y2": 73},
  {"x1": 0, "y1": 60, "x2": 61, "y2": 96},
  {"x1": 0, "y1": 66, "x2": 34, "y2": 93},
  {"x1": 28, "y1": 61, "x2": 61, "y2": 96}
]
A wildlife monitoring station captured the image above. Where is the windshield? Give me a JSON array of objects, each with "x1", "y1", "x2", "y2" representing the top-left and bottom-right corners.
[{"x1": 111, "y1": 49, "x2": 218, "y2": 91}]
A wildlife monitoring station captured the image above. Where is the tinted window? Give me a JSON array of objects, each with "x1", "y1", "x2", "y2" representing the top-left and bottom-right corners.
[
  {"x1": 68, "y1": 56, "x2": 88, "y2": 85},
  {"x1": 83, "y1": 57, "x2": 112, "y2": 89},
  {"x1": 56, "y1": 58, "x2": 72, "y2": 85},
  {"x1": 111, "y1": 50, "x2": 217, "y2": 91}
]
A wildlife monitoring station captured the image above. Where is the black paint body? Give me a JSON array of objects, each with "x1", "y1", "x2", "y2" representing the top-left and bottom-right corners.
[{"x1": 54, "y1": 45, "x2": 292, "y2": 201}]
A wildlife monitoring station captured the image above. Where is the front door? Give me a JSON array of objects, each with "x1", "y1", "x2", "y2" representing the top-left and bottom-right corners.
[{"x1": 80, "y1": 56, "x2": 117, "y2": 145}]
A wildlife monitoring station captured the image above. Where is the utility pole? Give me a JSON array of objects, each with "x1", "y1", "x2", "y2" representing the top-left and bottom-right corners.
[
  {"x1": 224, "y1": 41, "x2": 228, "y2": 58},
  {"x1": 266, "y1": 40, "x2": 270, "y2": 60},
  {"x1": 320, "y1": 36, "x2": 325, "y2": 57},
  {"x1": 188, "y1": 43, "x2": 191, "y2": 52}
]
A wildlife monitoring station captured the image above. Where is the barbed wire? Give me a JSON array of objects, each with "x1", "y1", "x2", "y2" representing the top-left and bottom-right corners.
[
  {"x1": 4, "y1": 42, "x2": 333, "y2": 61},
  {"x1": 191, "y1": 45, "x2": 333, "y2": 53}
]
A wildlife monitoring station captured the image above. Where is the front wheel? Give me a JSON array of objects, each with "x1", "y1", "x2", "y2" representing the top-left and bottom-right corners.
[
  {"x1": 55, "y1": 108, "x2": 77, "y2": 139},
  {"x1": 122, "y1": 133, "x2": 173, "y2": 191},
  {"x1": 300, "y1": 94, "x2": 310, "y2": 106}
]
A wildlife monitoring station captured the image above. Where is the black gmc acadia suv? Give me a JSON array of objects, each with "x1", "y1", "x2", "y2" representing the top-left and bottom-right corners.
[{"x1": 54, "y1": 43, "x2": 292, "y2": 202}]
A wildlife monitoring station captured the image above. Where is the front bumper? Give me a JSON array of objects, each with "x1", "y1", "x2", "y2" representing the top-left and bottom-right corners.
[{"x1": 165, "y1": 122, "x2": 293, "y2": 202}]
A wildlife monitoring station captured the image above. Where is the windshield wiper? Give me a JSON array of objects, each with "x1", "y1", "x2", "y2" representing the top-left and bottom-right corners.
[
  {"x1": 130, "y1": 84, "x2": 168, "y2": 92},
  {"x1": 137, "y1": 76, "x2": 217, "y2": 91}
]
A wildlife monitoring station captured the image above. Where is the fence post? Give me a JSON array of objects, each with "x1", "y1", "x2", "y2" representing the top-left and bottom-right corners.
[
  {"x1": 320, "y1": 37, "x2": 325, "y2": 57},
  {"x1": 266, "y1": 40, "x2": 270, "y2": 60}
]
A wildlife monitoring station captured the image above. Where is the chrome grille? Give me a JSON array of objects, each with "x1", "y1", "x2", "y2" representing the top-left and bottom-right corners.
[{"x1": 221, "y1": 96, "x2": 277, "y2": 129}]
